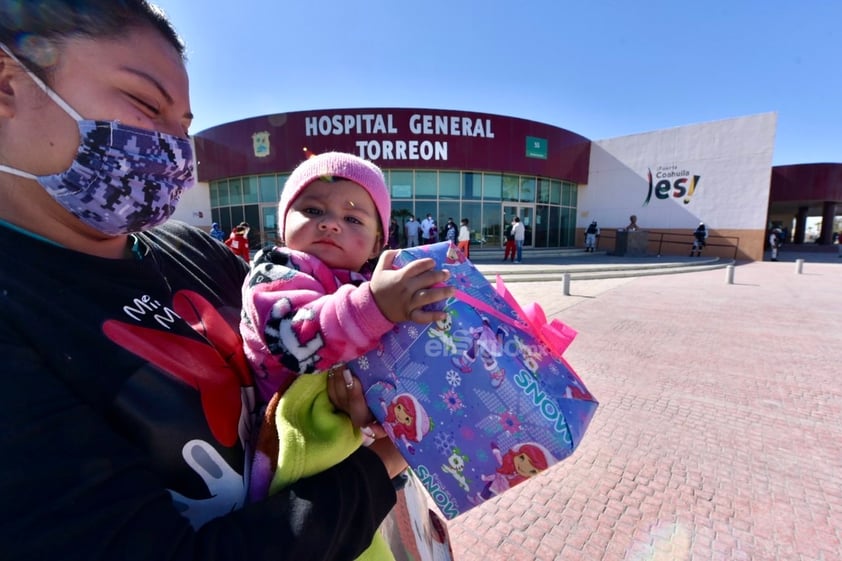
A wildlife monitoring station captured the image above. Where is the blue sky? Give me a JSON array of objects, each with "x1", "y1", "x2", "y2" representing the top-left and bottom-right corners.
[{"x1": 155, "y1": 0, "x2": 841, "y2": 166}]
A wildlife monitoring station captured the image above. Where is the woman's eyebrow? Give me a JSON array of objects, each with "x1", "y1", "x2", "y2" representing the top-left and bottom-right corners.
[{"x1": 121, "y1": 66, "x2": 194, "y2": 120}]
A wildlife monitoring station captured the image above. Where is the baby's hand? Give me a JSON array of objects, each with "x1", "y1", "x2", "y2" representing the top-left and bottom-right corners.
[{"x1": 369, "y1": 249, "x2": 455, "y2": 324}]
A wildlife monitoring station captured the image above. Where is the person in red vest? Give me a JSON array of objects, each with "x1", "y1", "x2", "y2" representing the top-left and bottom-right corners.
[{"x1": 225, "y1": 225, "x2": 251, "y2": 262}]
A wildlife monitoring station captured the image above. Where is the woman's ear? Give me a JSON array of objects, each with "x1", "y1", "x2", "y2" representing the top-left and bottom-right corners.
[{"x1": 0, "y1": 53, "x2": 19, "y2": 119}]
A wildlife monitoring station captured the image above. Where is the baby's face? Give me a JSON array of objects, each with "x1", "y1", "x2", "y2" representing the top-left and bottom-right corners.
[{"x1": 284, "y1": 179, "x2": 382, "y2": 270}]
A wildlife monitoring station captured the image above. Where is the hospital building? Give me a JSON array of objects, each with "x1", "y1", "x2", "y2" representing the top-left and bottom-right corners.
[{"x1": 174, "y1": 108, "x2": 841, "y2": 261}]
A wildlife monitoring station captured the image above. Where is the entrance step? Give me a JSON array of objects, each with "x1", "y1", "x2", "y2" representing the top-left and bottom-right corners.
[{"x1": 471, "y1": 256, "x2": 732, "y2": 282}]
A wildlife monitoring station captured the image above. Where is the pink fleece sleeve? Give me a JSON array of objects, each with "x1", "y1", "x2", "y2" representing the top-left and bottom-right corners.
[{"x1": 241, "y1": 248, "x2": 394, "y2": 401}]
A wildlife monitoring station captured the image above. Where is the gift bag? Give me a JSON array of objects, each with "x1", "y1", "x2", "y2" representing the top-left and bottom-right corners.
[{"x1": 349, "y1": 242, "x2": 598, "y2": 518}]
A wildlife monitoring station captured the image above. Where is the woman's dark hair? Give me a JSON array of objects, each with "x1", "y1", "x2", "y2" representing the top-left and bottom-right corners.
[{"x1": 0, "y1": 0, "x2": 184, "y2": 83}]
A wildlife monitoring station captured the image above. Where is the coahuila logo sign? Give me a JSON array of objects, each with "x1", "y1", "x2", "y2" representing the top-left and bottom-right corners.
[{"x1": 644, "y1": 165, "x2": 700, "y2": 206}]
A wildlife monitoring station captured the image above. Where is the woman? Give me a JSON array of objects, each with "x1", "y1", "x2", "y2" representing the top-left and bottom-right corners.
[{"x1": 0, "y1": 2, "x2": 403, "y2": 560}]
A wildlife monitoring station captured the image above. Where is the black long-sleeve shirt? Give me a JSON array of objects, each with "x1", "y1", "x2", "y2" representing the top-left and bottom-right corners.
[{"x1": 0, "y1": 220, "x2": 395, "y2": 561}]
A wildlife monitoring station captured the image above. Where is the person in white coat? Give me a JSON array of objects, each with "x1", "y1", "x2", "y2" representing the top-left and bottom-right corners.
[{"x1": 511, "y1": 217, "x2": 525, "y2": 263}]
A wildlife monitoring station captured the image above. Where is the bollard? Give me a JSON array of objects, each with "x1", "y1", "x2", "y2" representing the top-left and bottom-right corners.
[
  {"x1": 725, "y1": 264, "x2": 735, "y2": 284},
  {"x1": 562, "y1": 272, "x2": 571, "y2": 296},
  {"x1": 795, "y1": 259, "x2": 804, "y2": 274}
]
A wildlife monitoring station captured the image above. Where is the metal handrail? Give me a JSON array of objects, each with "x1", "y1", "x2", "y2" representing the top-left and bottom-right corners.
[{"x1": 597, "y1": 230, "x2": 740, "y2": 260}]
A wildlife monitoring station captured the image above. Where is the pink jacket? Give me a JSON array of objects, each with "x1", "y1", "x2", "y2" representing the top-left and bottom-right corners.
[{"x1": 240, "y1": 246, "x2": 393, "y2": 402}]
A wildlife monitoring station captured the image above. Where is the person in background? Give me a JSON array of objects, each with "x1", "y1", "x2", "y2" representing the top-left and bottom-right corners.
[
  {"x1": 210, "y1": 221, "x2": 225, "y2": 242},
  {"x1": 458, "y1": 218, "x2": 471, "y2": 258},
  {"x1": 690, "y1": 222, "x2": 708, "y2": 257},
  {"x1": 769, "y1": 227, "x2": 783, "y2": 261},
  {"x1": 511, "y1": 216, "x2": 525, "y2": 263},
  {"x1": 0, "y1": 3, "x2": 402, "y2": 559},
  {"x1": 404, "y1": 215, "x2": 421, "y2": 247},
  {"x1": 503, "y1": 224, "x2": 516, "y2": 262},
  {"x1": 225, "y1": 225, "x2": 251, "y2": 262},
  {"x1": 388, "y1": 217, "x2": 400, "y2": 249},
  {"x1": 626, "y1": 214, "x2": 640, "y2": 231},
  {"x1": 444, "y1": 217, "x2": 457, "y2": 244},
  {"x1": 420, "y1": 213, "x2": 435, "y2": 244},
  {"x1": 584, "y1": 220, "x2": 600, "y2": 253}
]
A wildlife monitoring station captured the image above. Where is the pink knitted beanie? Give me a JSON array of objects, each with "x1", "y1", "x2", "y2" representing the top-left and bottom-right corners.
[{"x1": 278, "y1": 152, "x2": 391, "y2": 242}]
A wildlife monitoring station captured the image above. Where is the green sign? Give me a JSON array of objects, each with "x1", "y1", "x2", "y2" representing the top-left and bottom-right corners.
[{"x1": 525, "y1": 136, "x2": 547, "y2": 159}]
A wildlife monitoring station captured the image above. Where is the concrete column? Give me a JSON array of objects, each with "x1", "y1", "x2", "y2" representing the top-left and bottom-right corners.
[
  {"x1": 820, "y1": 202, "x2": 837, "y2": 245},
  {"x1": 794, "y1": 206, "x2": 809, "y2": 244}
]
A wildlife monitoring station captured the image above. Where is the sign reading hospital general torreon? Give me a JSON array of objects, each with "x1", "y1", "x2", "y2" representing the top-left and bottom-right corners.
[
  {"x1": 644, "y1": 164, "x2": 701, "y2": 206},
  {"x1": 305, "y1": 112, "x2": 496, "y2": 161},
  {"x1": 251, "y1": 112, "x2": 546, "y2": 163}
]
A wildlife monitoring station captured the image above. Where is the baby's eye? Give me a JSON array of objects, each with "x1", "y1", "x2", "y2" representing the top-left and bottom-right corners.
[
  {"x1": 345, "y1": 216, "x2": 363, "y2": 225},
  {"x1": 302, "y1": 207, "x2": 323, "y2": 216}
]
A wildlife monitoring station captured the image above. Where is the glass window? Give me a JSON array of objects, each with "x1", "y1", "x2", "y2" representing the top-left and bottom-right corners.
[
  {"x1": 217, "y1": 179, "x2": 230, "y2": 206},
  {"x1": 391, "y1": 171, "x2": 413, "y2": 199},
  {"x1": 535, "y1": 205, "x2": 550, "y2": 247},
  {"x1": 549, "y1": 206, "x2": 560, "y2": 246},
  {"x1": 257, "y1": 175, "x2": 275, "y2": 204},
  {"x1": 261, "y1": 205, "x2": 278, "y2": 246},
  {"x1": 550, "y1": 180, "x2": 561, "y2": 205},
  {"x1": 216, "y1": 207, "x2": 232, "y2": 237},
  {"x1": 277, "y1": 174, "x2": 290, "y2": 197},
  {"x1": 502, "y1": 175, "x2": 519, "y2": 202},
  {"x1": 482, "y1": 202, "x2": 502, "y2": 247},
  {"x1": 244, "y1": 204, "x2": 260, "y2": 247},
  {"x1": 242, "y1": 177, "x2": 257, "y2": 204},
  {"x1": 462, "y1": 172, "x2": 482, "y2": 200},
  {"x1": 209, "y1": 181, "x2": 221, "y2": 207},
  {"x1": 415, "y1": 171, "x2": 437, "y2": 199},
  {"x1": 537, "y1": 179, "x2": 550, "y2": 203},
  {"x1": 253, "y1": 176, "x2": 269, "y2": 203},
  {"x1": 439, "y1": 172, "x2": 460, "y2": 199},
  {"x1": 561, "y1": 207, "x2": 576, "y2": 246},
  {"x1": 228, "y1": 178, "x2": 243, "y2": 205},
  {"x1": 569, "y1": 183, "x2": 579, "y2": 207},
  {"x1": 520, "y1": 177, "x2": 536, "y2": 203},
  {"x1": 483, "y1": 174, "x2": 501, "y2": 201},
  {"x1": 562, "y1": 182, "x2": 572, "y2": 207}
]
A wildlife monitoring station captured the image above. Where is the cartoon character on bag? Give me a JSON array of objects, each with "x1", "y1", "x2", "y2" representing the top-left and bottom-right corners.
[
  {"x1": 381, "y1": 393, "x2": 432, "y2": 455},
  {"x1": 441, "y1": 447, "x2": 471, "y2": 491},
  {"x1": 428, "y1": 311, "x2": 458, "y2": 357},
  {"x1": 450, "y1": 316, "x2": 508, "y2": 388},
  {"x1": 471, "y1": 442, "x2": 555, "y2": 504}
]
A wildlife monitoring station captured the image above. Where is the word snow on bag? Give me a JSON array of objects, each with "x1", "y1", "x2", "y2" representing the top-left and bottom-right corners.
[{"x1": 349, "y1": 242, "x2": 598, "y2": 519}]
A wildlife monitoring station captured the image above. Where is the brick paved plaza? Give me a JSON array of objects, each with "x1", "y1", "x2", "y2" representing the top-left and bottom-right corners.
[{"x1": 446, "y1": 257, "x2": 840, "y2": 561}]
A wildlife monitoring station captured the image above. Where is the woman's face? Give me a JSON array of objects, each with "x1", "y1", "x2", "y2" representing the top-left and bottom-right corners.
[{"x1": 1, "y1": 25, "x2": 191, "y2": 179}]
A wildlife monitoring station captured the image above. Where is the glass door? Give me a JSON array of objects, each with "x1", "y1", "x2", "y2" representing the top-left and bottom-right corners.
[{"x1": 502, "y1": 205, "x2": 533, "y2": 246}]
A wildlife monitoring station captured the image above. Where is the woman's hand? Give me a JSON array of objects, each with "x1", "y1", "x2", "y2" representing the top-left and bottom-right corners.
[{"x1": 326, "y1": 367, "x2": 372, "y2": 428}]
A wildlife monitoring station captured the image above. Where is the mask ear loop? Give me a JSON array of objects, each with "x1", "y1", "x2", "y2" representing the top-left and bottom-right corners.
[
  {"x1": 0, "y1": 42, "x2": 84, "y2": 121},
  {"x1": 0, "y1": 42, "x2": 85, "y2": 180}
]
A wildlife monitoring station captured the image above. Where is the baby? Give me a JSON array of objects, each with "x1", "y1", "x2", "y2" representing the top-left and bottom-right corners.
[{"x1": 241, "y1": 152, "x2": 453, "y2": 558}]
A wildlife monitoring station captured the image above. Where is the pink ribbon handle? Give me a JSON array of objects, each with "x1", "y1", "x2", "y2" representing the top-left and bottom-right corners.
[
  {"x1": 446, "y1": 276, "x2": 577, "y2": 360},
  {"x1": 493, "y1": 275, "x2": 577, "y2": 358}
]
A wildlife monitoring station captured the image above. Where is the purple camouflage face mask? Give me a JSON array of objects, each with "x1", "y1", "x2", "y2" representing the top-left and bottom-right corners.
[{"x1": 0, "y1": 43, "x2": 195, "y2": 236}]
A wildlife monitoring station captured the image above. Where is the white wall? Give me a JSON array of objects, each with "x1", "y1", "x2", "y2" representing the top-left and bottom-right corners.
[
  {"x1": 579, "y1": 113, "x2": 777, "y2": 231},
  {"x1": 169, "y1": 180, "x2": 212, "y2": 229}
]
